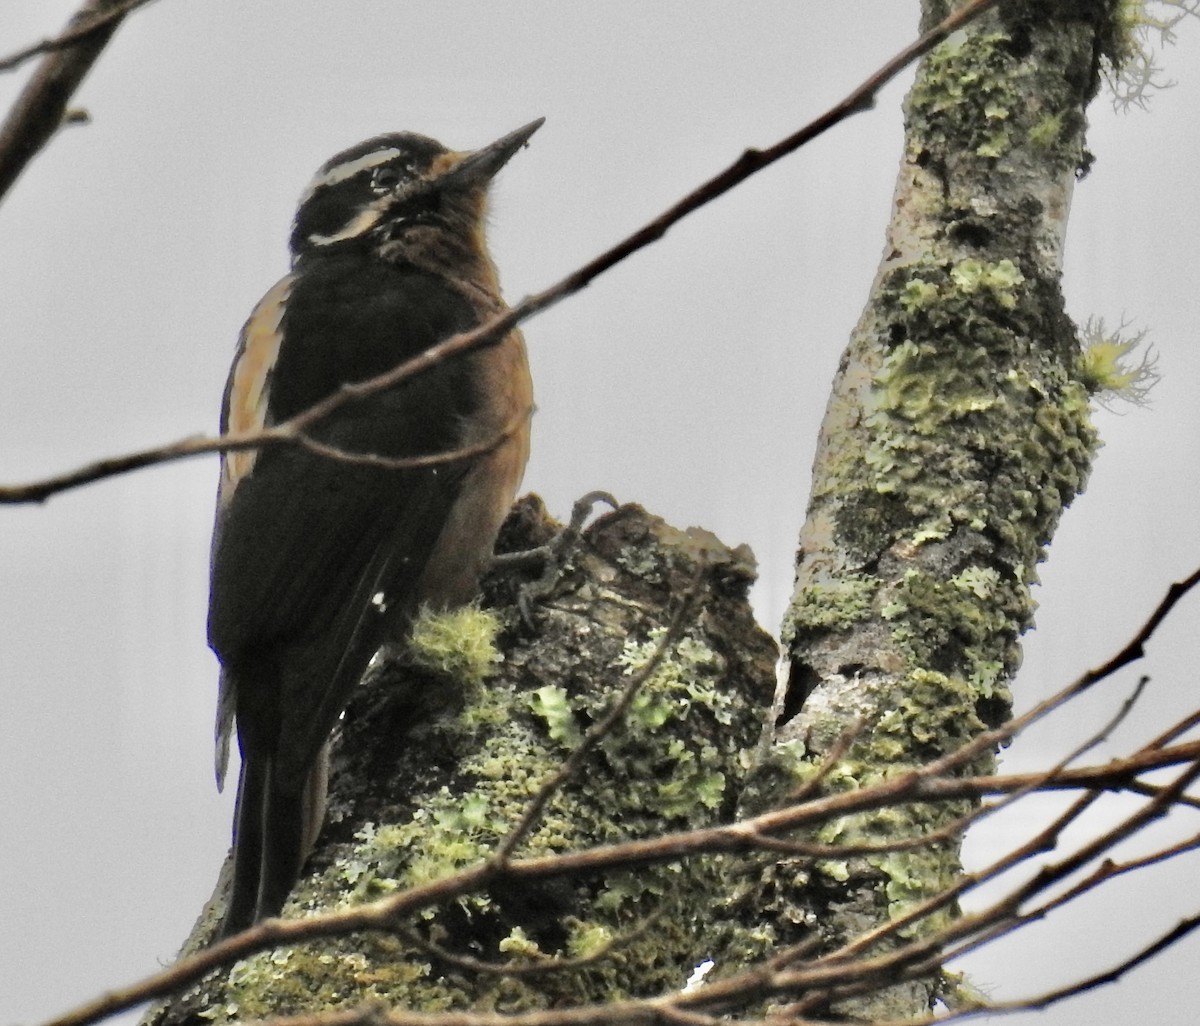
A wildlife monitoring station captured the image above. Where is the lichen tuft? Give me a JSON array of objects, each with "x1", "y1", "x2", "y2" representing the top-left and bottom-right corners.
[{"x1": 407, "y1": 604, "x2": 502, "y2": 685}]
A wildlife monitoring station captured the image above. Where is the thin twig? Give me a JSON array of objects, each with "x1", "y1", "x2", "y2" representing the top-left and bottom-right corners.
[
  {"x1": 748, "y1": 685, "x2": 1200, "y2": 998},
  {"x1": 0, "y1": 0, "x2": 145, "y2": 203},
  {"x1": 45, "y1": 736, "x2": 1200, "y2": 1026},
  {"x1": 843, "y1": 755, "x2": 1200, "y2": 1022},
  {"x1": 294, "y1": 416, "x2": 524, "y2": 471},
  {"x1": 40, "y1": 744, "x2": 1200, "y2": 1026},
  {"x1": 726, "y1": 751, "x2": 1200, "y2": 1015},
  {"x1": 0, "y1": 420, "x2": 517, "y2": 504},
  {"x1": 397, "y1": 909, "x2": 666, "y2": 978},
  {"x1": 971, "y1": 913, "x2": 1200, "y2": 1019},
  {"x1": 0, "y1": 0, "x2": 158, "y2": 73}
]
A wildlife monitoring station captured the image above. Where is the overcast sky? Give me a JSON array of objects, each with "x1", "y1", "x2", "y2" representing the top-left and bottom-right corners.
[{"x1": 2, "y1": 3, "x2": 1199, "y2": 1024}]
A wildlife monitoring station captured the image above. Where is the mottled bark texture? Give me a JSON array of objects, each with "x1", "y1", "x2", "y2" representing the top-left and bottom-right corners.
[
  {"x1": 149, "y1": 497, "x2": 776, "y2": 1023},
  {"x1": 770, "y1": 1, "x2": 1120, "y2": 1018}
]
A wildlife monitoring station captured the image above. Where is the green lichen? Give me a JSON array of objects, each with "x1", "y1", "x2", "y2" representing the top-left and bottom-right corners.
[
  {"x1": 948, "y1": 258, "x2": 1025, "y2": 306},
  {"x1": 407, "y1": 604, "x2": 502, "y2": 685},
  {"x1": 616, "y1": 628, "x2": 737, "y2": 732},
  {"x1": 1028, "y1": 110, "x2": 1068, "y2": 149},
  {"x1": 528, "y1": 684, "x2": 583, "y2": 747},
  {"x1": 1077, "y1": 315, "x2": 1158, "y2": 405},
  {"x1": 883, "y1": 669, "x2": 989, "y2": 752},
  {"x1": 881, "y1": 570, "x2": 1023, "y2": 703},
  {"x1": 214, "y1": 938, "x2": 439, "y2": 1023},
  {"x1": 789, "y1": 734, "x2": 976, "y2": 937},
  {"x1": 878, "y1": 849, "x2": 958, "y2": 933},
  {"x1": 498, "y1": 926, "x2": 542, "y2": 957},
  {"x1": 768, "y1": 7, "x2": 1122, "y2": 1009},
  {"x1": 1102, "y1": 0, "x2": 1198, "y2": 109},
  {"x1": 307, "y1": 674, "x2": 576, "y2": 938},
  {"x1": 210, "y1": 597, "x2": 771, "y2": 1018},
  {"x1": 906, "y1": 16, "x2": 1098, "y2": 176},
  {"x1": 520, "y1": 627, "x2": 743, "y2": 822},
  {"x1": 790, "y1": 573, "x2": 880, "y2": 631},
  {"x1": 849, "y1": 264, "x2": 1099, "y2": 576},
  {"x1": 825, "y1": 805, "x2": 962, "y2": 931},
  {"x1": 899, "y1": 278, "x2": 941, "y2": 313},
  {"x1": 907, "y1": 31, "x2": 1020, "y2": 161},
  {"x1": 566, "y1": 921, "x2": 614, "y2": 958}
]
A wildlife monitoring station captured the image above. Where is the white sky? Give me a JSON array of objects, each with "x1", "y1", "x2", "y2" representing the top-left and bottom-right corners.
[{"x1": 2, "y1": 3, "x2": 1199, "y2": 1024}]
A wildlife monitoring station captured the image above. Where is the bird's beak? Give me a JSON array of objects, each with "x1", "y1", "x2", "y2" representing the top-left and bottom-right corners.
[{"x1": 440, "y1": 118, "x2": 545, "y2": 190}]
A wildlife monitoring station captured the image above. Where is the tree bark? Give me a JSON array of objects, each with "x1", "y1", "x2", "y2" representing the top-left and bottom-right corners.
[
  {"x1": 770, "y1": 0, "x2": 1120, "y2": 1018},
  {"x1": 148, "y1": 497, "x2": 777, "y2": 1023}
]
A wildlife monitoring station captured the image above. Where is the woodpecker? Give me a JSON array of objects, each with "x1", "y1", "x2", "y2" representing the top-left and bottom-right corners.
[{"x1": 208, "y1": 119, "x2": 541, "y2": 938}]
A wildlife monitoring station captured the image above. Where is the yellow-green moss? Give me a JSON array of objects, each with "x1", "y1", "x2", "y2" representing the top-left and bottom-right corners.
[
  {"x1": 1077, "y1": 315, "x2": 1158, "y2": 405},
  {"x1": 407, "y1": 605, "x2": 502, "y2": 685},
  {"x1": 212, "y1": 608, "x2": 770, "y2": 1016}
]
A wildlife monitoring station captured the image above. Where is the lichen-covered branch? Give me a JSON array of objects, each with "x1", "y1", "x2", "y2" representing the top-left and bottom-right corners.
[
  {"x1": 41, "y1": 556, "x2": 1200, "y2": 1026},
  {"x1": 145, "y1": 498, "x2": 777, "y2": 1023},
  {"x1": 770, "y1": 1, "x2": 1128, "y2": 1018}
]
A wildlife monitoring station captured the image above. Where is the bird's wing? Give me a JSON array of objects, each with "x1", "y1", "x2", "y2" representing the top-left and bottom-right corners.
[{"x1": 209, "y1": 260, "x2": 484, "y2": 789}]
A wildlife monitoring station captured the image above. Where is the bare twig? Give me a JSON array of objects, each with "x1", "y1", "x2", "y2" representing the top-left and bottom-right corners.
[
  {"x1": 0, "y1": 419, "x2": 518, "y2": 504},
  {"x1": 724, "y1": 752, "x2": 1200, "y2": 1017},
  {"x1": 1, "y1": 0, "x2": 1003, "y2": 506},
  {"x1": 397, "y1": 909, "x2": 666, "y2": 978},
  {"x1": 0, "y1": 0, "x2": 149, "y2": 203},
  {"x1": 0, "y1": 0, "x2": 158, "y2": 74},
  {"x1": 810, "y1": 739, "x2": 1200, "y2": 991},
  {"x1": 974, "y1": 913, "x2": 1200, "y2": 1018},
  {"x1": 294, "y1": 416, "x2": 524, "y2": 471},
  {"x1": 41, "y1": 738, "x2": 1200, "y2": 1026}
]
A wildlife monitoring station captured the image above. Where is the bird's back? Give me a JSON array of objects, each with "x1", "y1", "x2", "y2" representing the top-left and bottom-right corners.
[{"x1": 206, "y1": 118, "x2": 539, "y2": 939}]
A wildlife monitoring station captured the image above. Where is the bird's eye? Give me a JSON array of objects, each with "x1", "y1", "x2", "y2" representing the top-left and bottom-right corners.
[{"x1": 370, "y1": 166, "x2": 402, "y2": 193}]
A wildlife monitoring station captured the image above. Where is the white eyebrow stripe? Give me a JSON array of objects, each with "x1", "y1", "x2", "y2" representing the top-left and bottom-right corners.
[{"x1": 297, "y1": 147, "x2": 401, "y2": 204}]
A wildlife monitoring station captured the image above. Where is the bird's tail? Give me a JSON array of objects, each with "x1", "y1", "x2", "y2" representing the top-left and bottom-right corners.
[{"x1": 217, "y1": 744, "x2": 329, "y2": 939}]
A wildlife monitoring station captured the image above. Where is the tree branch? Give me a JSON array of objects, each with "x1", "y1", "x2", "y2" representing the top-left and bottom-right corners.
[
  {"x1": 0, "y1": 0, "x2": 157, "y2": 74},
  {"x1": 42, "y1": 632, "x2": 1200, "y2": 1026},
  {"x1": 0, "y1": 0, "x2": 152, "y2": 203}
]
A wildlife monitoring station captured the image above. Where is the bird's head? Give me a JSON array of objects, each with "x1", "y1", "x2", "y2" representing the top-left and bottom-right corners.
[{"x1": 288, "y1": 118, "x2": 543, "y2": 272}]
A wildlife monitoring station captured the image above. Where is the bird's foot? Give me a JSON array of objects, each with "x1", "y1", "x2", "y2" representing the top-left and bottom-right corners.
[{"x1": 492, "y1": 490, "x2": 618, "y2": 627}]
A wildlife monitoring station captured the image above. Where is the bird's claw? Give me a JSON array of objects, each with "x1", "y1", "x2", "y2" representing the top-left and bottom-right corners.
[{"x1": 494, "y1": 490, "x2": 618, "y2": 627}]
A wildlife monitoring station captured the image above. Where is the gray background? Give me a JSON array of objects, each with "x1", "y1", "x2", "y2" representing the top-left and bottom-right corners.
[{"x1": 2, "y1": 2, "x2": 1199, "y2": 1023}]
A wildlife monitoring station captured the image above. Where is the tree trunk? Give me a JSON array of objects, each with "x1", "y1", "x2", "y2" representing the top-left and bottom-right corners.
[{"x1": 770, "y1": 0, "x2": 1118, "y2": 1018}]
